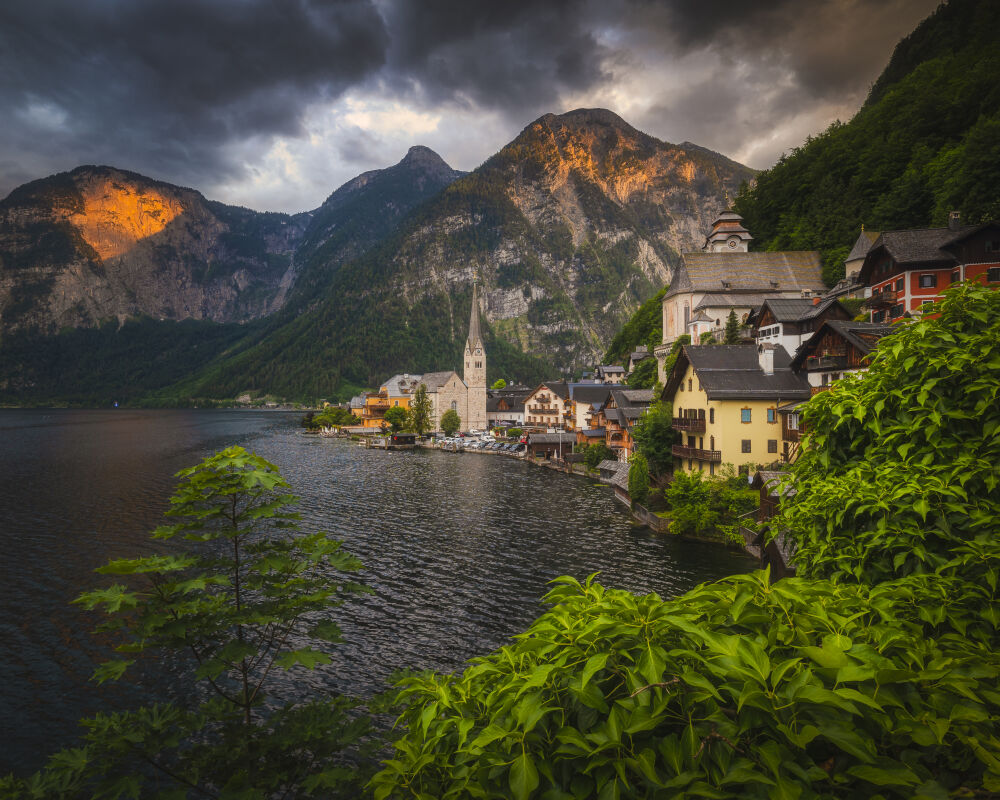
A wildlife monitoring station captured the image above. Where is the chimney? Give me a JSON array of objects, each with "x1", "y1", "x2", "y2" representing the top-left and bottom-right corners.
[
  {"x1": 758, "y1": 344, "x2": 774, "y2": 376},
  {"x1": 949, "y1": 210, "x2": 961, "y2": 231},
  {"x1": 813, "y1": 296, "x2": 821, "y2": 306}
]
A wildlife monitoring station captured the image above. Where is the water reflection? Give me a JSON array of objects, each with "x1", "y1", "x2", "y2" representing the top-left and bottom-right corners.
[{"x1": 0, "y1": 410, "x2": 755, "y2": 774}]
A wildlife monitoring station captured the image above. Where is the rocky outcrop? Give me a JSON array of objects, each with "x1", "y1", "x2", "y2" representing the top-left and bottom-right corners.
[{"x1": 0, "y1": 166, "x2": 307, "y2": 333}]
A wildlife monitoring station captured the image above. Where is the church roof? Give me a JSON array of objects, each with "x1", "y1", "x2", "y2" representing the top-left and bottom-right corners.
[
  {"x1": 420, "y1": 371, "x2": 464, "y2": 391},
  {"x1": 467, "y1": 283, "x2": 483, "y2": 349},
  {"x1": 668, "y1": 251, "x2": 824, "y2": 298}
]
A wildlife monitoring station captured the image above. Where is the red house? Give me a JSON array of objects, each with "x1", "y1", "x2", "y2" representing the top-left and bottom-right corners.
[{"x1": 859, "y1": 214, "x2": 1000, "y2": 322}]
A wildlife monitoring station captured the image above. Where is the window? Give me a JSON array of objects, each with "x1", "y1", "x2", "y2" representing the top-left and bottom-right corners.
[
  {"x1": 687, "y1": 379, "x2": 693, "y2": 391},
  {"x1": 873, "y1": 310, "x2": 886, "y2": 323},
  {"x1": 918, "y1": 274, "x2": 937, "y2": 288},
  {"x1": 768, "y1": 439, "x2": 777, "y2": 453},
  {"x1": 710, "y1": 436, "x2": 715, "y2": 450},
  {"x1": 951, "y1": 269, "x2": 961, "y2": 284},
  {"x1": 394, "y1": 401, "x2": 399, "y2": 407},
  {"x1": 788, "y1": 413, "x2": 800, "y2": 430},
  {"x1": 889, "y1": 304, "x2": 904, "y2": 319},
  {"x1": 741, "y1": 408, "x2": 752, "y2": 424},
  {"x1": 767, "y1": 408, "x2": 777, "y2": 424},
  {"x1": 895, "y1": 277, "x2": 904, "y2": 291},
  {"x1": 709, "y1": 408, "x2": 715, "y2": 424},
  {"x1": 986, "y1": 240, "x2": 1000, "y2": 252},
  {"x1": 988, "y1": 267, "x2": 1000, "y2": 283},
  {"x1": 451, "y1": 401, "x2": 457, "y2": 411},
  {"x1": 922, "y1": 300, "x2": 934, "y2": 308},
  {"x1": 741, "y1": 440, "x2": 752, "y2": 453}
]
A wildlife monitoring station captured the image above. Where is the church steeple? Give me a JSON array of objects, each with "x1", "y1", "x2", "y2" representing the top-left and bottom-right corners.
[
  {"x1": 463, "y1": 283, "x2": 487, "y2": 430},
  {"x1": 467, "y1": 282, "x2": 483, "y2": 350}
]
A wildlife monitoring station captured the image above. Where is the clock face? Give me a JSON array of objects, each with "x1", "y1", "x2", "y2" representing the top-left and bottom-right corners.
[
  {"x1": 728, "y1": 239, "x2": 738, "y2": 249},
  {"x1": 475, "y1": 348, "x2": 481, "y2": 355}
]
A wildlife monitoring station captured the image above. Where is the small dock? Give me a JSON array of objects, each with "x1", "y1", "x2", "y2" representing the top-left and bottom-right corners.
[{"x1": 365, "y1": 433, "x2": 417, "y2": 450}]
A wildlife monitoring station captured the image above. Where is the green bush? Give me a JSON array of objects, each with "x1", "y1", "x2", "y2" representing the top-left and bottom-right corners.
[
  {"x1": 663, "y1": 468, "x2": 757, "y2": 544},
  {"x1": 581, "y1": 442, "x2": 615, "y2": 471},
  {"x1": 372, "y1": 571, "x2": 1000, "y2": 800},
  {"x1": 774, "y1": 282, "x2": 1000, "y2": 585},
  {"x1": 628, "y1": 453, "x2": 650, "y2": 505}
]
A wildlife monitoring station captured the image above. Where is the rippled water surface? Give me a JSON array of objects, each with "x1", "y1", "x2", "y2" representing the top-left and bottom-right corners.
[{"x1": 0, "y1": 409, "x2": 755, "y2": 774}]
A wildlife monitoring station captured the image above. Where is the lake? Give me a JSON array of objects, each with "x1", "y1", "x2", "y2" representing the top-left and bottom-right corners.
[{"x1": 0, "y1": 409, "x2": 755, "y2": 775}]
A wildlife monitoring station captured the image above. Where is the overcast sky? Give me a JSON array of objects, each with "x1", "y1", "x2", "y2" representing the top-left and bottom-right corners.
[{"x1": 0, "y1": 0, "x2": 939, "y2": 213}]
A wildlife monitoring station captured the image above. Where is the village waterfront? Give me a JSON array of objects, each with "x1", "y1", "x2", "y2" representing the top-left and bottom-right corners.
[{"x1": 0, "y1": 408, "x2": 755, "y2": 776}]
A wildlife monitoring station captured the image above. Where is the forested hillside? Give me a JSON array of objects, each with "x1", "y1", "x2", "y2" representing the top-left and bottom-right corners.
[{"x1": 734, "y1": 0, "x2": 1000, "y2": 285}]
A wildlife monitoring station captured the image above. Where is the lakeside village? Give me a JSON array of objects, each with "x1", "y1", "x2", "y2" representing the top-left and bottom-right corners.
[{"x1": 306, "y1": 209, "x2": 1000, "y2": 574}]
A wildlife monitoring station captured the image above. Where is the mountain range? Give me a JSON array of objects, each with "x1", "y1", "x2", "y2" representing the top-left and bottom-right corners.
[{"x1": 0, "y1": 109, "x2": 753, "y2": 404}]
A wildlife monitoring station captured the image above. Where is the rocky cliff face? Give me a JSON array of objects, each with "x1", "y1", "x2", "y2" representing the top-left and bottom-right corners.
[
  {"x1": 187, "y1": 109, "x2": 756, "y2": 399},
  {"x1": 0, "y1": 166, "x2": 306, "y2": 333}
]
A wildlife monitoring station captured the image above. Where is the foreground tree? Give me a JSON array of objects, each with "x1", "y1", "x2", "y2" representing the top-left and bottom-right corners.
[
  {"x1": 408, "y1": 384, "x2": 432, "y2": 437},
  {"x1": 439, "y1": 408, "x2": 461, "y2": 436},
  {"x1": 370, "y1": 284, "x2": 1000, "y2": 800},
  {"x1": 4, "y1": 446, "x2": 376, "y2": 799}
]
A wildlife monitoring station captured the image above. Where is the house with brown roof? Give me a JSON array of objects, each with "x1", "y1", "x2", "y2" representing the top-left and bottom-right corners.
[
  {"x1": 655, "y1": 210, "x2": 825, "y2": 380},
  {"x1": 590, "y1": 389, "x2": 654, "y2": 460},
  {"x1": 749, "y1": 297, "x2": 852, "y2": 357},
  {"x1": 860, "y1": 214, "x2": 1000, "y2": 321},
  {"x1": 789, "y1": 320, "x2": 894, "y2": 391}
]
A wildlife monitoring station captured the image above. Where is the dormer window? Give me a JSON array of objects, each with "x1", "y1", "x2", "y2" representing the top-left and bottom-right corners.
[
  {"x1": 770, "y1": 280, "x2": 779, "y2": 288},
  {"x1": 721, "y1": 280, "x2": 731, "y2": 289}
]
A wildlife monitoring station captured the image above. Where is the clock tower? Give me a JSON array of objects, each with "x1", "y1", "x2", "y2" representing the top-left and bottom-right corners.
[
  {"x1": 702, "y1": 209, "x2": 753, "y2": 252},
  {"x1": 464, "y1": 283, "x2": 488, "y2": 430}
]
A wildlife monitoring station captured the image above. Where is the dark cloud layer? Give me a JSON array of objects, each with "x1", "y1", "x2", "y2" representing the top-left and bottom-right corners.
[{"x1": 0, "y1": 0, "x2": 940, "y2": 207}]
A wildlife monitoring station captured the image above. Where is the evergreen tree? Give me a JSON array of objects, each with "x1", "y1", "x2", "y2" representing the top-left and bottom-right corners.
[
  {"x1": 724, "y1": 310, "x2": 741, "y2": 344},
  {"x1": 409, "y1": 384, "x2": 432, "y2": 436}
]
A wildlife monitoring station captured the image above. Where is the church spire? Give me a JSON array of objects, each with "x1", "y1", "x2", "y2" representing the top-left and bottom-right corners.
[{"x1": 467, "y1": 283, "x2": 483, "y2": 348}]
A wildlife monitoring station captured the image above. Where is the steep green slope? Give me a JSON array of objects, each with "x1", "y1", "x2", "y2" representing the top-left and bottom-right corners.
[
  {"x1": 734, "y1": 0, "x2": 1000, "y2": 285},
  {"x1": 602, "y1": 287, "x2": 665, "y2": 365}
]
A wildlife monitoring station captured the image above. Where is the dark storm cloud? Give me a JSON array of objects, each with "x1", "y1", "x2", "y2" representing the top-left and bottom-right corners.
[
  {"x1": 0, "y1": 0, "x2": 941, "y2": 204},
  {"x1": 381, "y1": 0, "x2": 610, "y2": 112},
  {"x1": 0, "y1": 0, "x2": 388, "y2": 190}
]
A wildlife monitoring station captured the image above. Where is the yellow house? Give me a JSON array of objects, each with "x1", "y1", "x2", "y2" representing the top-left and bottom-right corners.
[
  {"x1": 662, "y1": 344, "x2": 811, "y2": 475},
  {"x1": 361, "y1": 373, "x2": 421, "y2": 429}
]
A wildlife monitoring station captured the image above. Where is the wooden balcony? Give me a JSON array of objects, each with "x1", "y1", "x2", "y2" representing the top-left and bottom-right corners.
[
  {"x1": 672, "y1": 444, "x2": 722, "y2": 462},
  {"x1": 864, "y1": 290, "x2": 898, "y2": 309},
  {"x1": 672, "y1": 416, "x2": 706, "y2": 433},
  {"x1": 805, "y1": 353, "x2": 847, "y2": 370}
]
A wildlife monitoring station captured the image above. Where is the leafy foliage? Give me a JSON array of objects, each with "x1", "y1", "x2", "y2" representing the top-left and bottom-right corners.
[
  {"x1": 603, "y1": 288, "x2": 666, "y2": 365},
  {"x1": 627, "y1": 453, "x2": 650, "y2": 505},
  {"x1": 662, "y1": 468, "x2": 757, "y2": 544},
  {"x1": 580, "y1": 442, "x2": 615, "y2": 471},
  {"x1": 409, "y1": 384, "x2": 433, "y2": 437},
  {"x1": 625, "y1": 358, "x2": 657, "y2": 390},
  {"x1": 383, "y1": 406, "x2": 408, "y2": 433},
  {"x1": 303, "y1": 406, "x2": 359, "y2": 429},
  {"x1": 630, "y1": 400, "x2": 678, "y2": 477},
  {"x1": 4, "y1": 446, "x2": 376, "y2": 798},
  {"x1": 372, "y1": 570, "x2": 1000, "y2": 800},
  {"x1": 734, "y1": 0, "x2": 1000, "y2": 285},
  {"x1": 773, "y1": 282, "x2": 1000, "y2": 585},
  {"x1": 440, "y1": 408, "x2": 461, "y2": 436}
]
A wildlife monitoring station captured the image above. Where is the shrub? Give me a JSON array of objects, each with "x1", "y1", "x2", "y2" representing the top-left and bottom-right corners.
[
  {"x1": 628, "y1": 453, "x2": 650, "y2": 505},
  {"x1": 774, "y1": 282, "x2": 1000, "y2": 585},
  {"x1": 664, "y1": 468, "x2": 757, "y2": 543}
]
